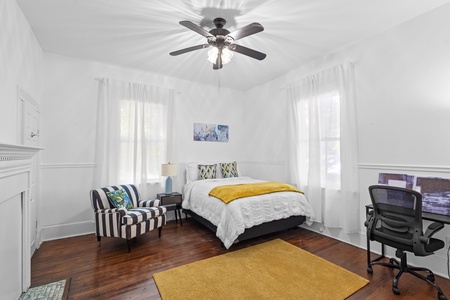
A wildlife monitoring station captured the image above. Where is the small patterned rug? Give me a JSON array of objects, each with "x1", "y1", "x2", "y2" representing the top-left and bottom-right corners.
[{"x1": 19, "y1": 278, "x2": 70, "y2": 300}]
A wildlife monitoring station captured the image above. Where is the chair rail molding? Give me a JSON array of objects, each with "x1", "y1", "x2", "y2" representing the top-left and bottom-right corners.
[
  {"x1": 0, "y1": 143, "x2": 42, "y2": 294},
  {"x1": 40, "y1": 162, "x2": 97, "y2": 169},
  {"x1": 358, "y1": 163, "x2": 450, "y2": 173}
]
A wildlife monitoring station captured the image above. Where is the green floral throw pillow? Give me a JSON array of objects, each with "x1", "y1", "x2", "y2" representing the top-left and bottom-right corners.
[{"x1": 106, "y1": 189, "x2": 133, "y2": 210}]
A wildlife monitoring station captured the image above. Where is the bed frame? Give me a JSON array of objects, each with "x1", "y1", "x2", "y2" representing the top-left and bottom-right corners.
[{"x1": 183, "y1": 209, "x2": 306, "y2": 245}]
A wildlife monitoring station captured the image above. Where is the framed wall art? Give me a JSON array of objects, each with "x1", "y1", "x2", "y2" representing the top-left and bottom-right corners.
[{"x1": 193, "y1": 123, "x2": 229, "y2": 142}]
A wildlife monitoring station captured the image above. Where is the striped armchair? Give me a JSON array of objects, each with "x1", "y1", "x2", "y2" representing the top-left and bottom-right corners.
[{"x1": 90, "y1": 184, "x2": 167, "y2": 252}]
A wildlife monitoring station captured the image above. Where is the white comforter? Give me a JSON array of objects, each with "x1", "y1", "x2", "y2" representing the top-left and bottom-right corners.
[{"x1": 182, "y1": 177, "x2": 312, "y2": 248}]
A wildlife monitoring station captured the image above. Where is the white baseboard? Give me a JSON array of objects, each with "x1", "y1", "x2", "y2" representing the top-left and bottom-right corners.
[
  {"x1": 30, "y1": 240, "x2": 36, "y2": 258},
  {"x1": 39, "y1": 213, "x2": 181, "y2": 244},
  {"x1": 40, "y1": 221, "x2": 95, "y2": 243}
]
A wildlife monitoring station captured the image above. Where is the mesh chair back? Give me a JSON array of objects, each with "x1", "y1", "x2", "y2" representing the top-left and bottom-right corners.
[{"x1": 367, "y1": 185, "x2": 423, "y2": 253}]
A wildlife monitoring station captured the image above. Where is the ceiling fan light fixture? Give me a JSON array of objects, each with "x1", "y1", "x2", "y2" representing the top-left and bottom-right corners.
[
  {"x1": 207, "y1": 47, "x2": 218, "y2": 63},
  {"x1": 221, "y1": 48, "x2": 233, "y2": 64},
  {"x1": 207, "y1": 47, "x2": 233, "y2": 64}
]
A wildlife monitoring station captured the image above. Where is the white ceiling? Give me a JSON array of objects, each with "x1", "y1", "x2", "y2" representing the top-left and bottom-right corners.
[{"x1": 17, "y1": 0, "x2": 450, "y2": 91}]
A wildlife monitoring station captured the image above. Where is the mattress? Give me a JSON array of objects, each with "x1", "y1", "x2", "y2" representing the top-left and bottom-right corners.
[{"x1": 182, "y1": 176, "x2": 312, "y2": 248}]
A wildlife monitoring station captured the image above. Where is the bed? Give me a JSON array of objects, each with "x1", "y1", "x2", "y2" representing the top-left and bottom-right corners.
[{"x1": 182, "y1": 162, "x2": 312, "y2": 248}]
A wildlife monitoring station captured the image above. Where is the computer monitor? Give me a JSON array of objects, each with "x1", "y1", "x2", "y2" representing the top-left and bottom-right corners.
[
  {"x1": 416, "y1": 177, "x2": 450, "y2": 217},
  {"x1": 378, "y1": 173, "x2": 450, "y2": 217}
]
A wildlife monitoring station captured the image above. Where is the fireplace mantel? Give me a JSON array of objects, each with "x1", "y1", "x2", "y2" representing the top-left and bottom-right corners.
[{"x1": 0, "y1": 143, "x2": 43, "y2": 161}]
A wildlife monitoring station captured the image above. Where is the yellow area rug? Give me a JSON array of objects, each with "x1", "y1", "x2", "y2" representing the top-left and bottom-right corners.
[{"x1": 153, "y1": 239, "x2": 368, "y2": 299}]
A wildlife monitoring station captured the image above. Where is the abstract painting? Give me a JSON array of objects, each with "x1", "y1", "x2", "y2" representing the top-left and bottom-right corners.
[{"x1": 193, "y1": 123, "x2": 229, "y2": 142}]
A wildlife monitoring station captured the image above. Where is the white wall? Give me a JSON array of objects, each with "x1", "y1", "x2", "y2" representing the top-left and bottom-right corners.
[
  {"x1": 0, "y1": 0, "x2": 44, "y2": 143},
  {"x1": 243, "y1": 3, "x2": 450, "y2": 276},
  {"x1": 354, "y1": 5, "x2": 450, "y2": 167},
  {"x1": 241, "y1": 76, "x2": 290, "y2": 182},
  {"x1": 40, "y1": 53, "x2": 246, "y2": 241}
]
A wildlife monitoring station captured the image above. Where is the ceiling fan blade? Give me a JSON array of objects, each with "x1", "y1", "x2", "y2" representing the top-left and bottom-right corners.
[
  {"x1": 227, "y1": 22, "x2": 264, "y2": 41},
  {"x1": 180, "y1": 21, "x2": 213, "y2": 38},
  {"x1": 229, "y1": 44, "x2": 266, "y2": 60},
  {"x1": 170, "y1": 44, "x2": 210, "y2": 56}
]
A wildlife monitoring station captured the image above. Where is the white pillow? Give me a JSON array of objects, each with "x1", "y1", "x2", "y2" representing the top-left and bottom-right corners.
[{"x1": 185, "y1": 162, "x2": 199, "y2": 183}]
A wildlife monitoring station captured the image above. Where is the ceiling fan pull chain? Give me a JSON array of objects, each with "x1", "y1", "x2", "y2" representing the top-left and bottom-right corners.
[{"x1": 218, "y1": 72, "x2": 221, "y2": 93}]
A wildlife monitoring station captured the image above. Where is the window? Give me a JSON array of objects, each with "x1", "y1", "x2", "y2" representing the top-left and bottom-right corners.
[
  {"x1": 95, "y1": 78, "x2": 173, "y2": 189},
  {"x1": 119, "y1": 99, "x2": 168, "y2": 183},
  {"x1": 297, "y1": 89, "x2": 341, "y2": 190}
]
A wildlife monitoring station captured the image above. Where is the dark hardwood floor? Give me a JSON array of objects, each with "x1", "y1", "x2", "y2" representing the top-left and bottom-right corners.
[{"x1": 31, "y1": 219, "x2": 450, "y2": 299}]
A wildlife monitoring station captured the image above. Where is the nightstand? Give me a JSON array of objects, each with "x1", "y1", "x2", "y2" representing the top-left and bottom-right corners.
[{"x1": 157, "y1": 192, "x2": 183, "y2": 225}]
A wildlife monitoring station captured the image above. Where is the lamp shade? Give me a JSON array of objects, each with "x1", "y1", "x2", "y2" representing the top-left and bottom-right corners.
[{"x1": 161, "y1": 163, "x2": 177, "y2": 177}]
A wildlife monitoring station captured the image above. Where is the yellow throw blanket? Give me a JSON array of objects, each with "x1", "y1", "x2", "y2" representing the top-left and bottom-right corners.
[{"x1": 209, "y1": 181, "x2": 304, "y2": 204}]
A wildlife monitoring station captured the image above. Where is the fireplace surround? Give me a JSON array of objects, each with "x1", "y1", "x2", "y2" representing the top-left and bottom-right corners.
[{"x1": 0, "y1": 143, "x2": 42, "y2": 298}]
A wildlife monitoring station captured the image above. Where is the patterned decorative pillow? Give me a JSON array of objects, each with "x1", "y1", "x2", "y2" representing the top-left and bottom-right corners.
[
  {"x1": 220, "y1": 161, "x2": 238, "y2": 178},
  {"x1": 198, "y1": 164, "x2": 217, "y2": 180},
  {"x1": 106, "y1": 189, "x2": 133, "y2": 210}
]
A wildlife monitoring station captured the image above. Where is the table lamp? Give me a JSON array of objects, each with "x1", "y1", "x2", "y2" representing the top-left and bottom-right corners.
[{"x1": 161, "y1": 163, "x2": 177, "y2": 194}]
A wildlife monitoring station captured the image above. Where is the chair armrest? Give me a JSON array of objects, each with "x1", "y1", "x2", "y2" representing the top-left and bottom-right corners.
[
  {"x1": 364, "y1": 210, "x2": 374, "y2": 227},
  {"x1": 138, "y1": 199, "x2": 161, "y2": 207},
  {"x1": 424, "y1": 221, "x2": 444, "y2": 239},
  {"x1": 95, "y1": 207, "x2": 127, "y2": 217}
]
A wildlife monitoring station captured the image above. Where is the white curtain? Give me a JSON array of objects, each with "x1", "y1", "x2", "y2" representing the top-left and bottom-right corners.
[
  {"x1": 287, "y1": 63, "x2": 360, "y2": 233},
  {"x1": 94, "y1": 78, "x2": 174, "y2": 196}
]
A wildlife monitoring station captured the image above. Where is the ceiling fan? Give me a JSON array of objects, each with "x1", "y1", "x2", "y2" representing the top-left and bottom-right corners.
[{"x1": 170, "y1": 18, "x2": 266, "y2": 70}]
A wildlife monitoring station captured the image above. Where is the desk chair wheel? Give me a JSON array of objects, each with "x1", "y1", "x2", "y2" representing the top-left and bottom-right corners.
[
  {"x1": 367, "y1": 267, "x2": 373, "y2": 274},
  {"x1": 392, "y1": 286, "x2": 400, "y2": 295},
  {"x1": 438, "y1": 293, "x2": 447, "y2": 300}
]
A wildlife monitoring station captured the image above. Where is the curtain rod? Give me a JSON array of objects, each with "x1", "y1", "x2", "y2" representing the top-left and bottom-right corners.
[{"x1": 94, "y1": 77, "x2": 181, "y2": 94}]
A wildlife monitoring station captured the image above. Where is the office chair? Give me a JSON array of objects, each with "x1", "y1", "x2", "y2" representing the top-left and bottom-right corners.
[{"x1": 365, "y1": 185, "x2": 447, "y2": 300}]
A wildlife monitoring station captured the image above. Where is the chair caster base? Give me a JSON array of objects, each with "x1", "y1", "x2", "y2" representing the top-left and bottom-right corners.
[
  {"x1": 438, "y1": 293, "x2": 447, "y2": 300},
  {"x1": 367, "y1": 267, "x2": 373, "y2": 274},
  {"x1": 427, "y1": 274, "x2": 435, "y2": 282}
]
